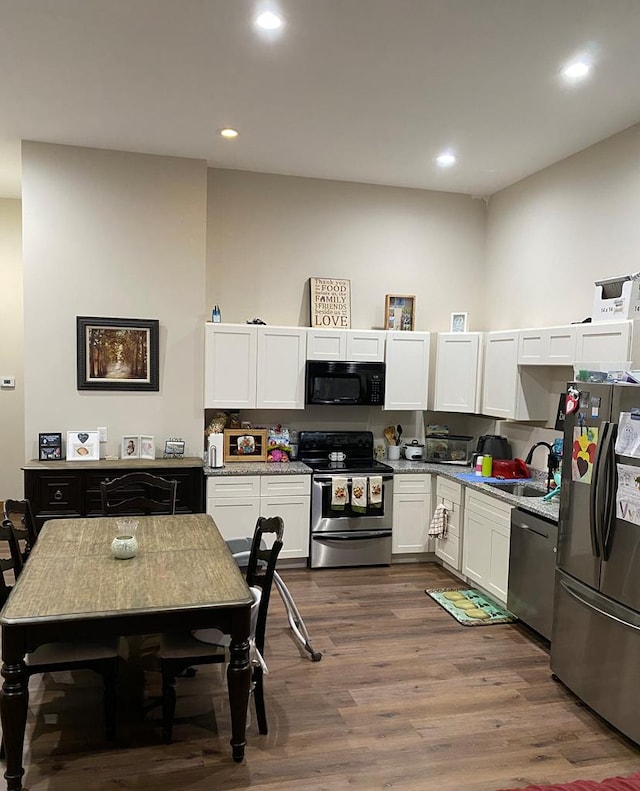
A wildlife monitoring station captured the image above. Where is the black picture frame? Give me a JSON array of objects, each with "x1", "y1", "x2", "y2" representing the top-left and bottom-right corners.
[
  {"x1": 38, "y1": 432, "x2": 63, "y2": 461},
  {"x1": 76, "y1": 316, "x2": 159, "y2": 391}
]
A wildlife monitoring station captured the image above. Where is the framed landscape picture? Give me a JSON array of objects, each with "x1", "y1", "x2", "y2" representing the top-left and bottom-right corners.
[
  {"x1": 309, "y1": 277, "x2": 351, "y2": 329},
  {"x1": 76, "y1": 316, "x2": 159, "y2": 391}
]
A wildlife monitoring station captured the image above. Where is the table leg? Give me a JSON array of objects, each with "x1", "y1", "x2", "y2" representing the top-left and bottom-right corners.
[
  {"x1": 227, "y1": 636, "x2": 251, "y2": 762},
  {"x1": 1, "y1": 658, "x2": 28, "y2": 791}
]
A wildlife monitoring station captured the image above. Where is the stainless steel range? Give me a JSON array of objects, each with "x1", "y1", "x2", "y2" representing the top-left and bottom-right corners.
[{"x1": 299, "y1": 430, "x2": 394, "y2": 568}]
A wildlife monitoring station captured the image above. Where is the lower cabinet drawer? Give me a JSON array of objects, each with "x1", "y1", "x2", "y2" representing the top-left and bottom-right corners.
[{"x1": 33, "y1": 474, "x2": 83, "y2": 519}]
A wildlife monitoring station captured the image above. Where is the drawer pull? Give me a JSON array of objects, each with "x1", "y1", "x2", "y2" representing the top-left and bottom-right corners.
[{"x1": 53, "y1": 489, "x2": 63, "y2": 501}]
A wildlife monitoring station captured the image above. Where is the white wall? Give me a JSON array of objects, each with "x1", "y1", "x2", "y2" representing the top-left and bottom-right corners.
[
  {"x1": 0, "y1": 198, "x2": 24, "y2": 497},
  {"x1": 207, "y1": 169, "x2": 487, "y2": 331},
  {"x1": 485, "y1": 123, "x2": 640, "y2": 329},
  {"x1": 21, "y1": 143, "x2": 208, "y2": 463}
]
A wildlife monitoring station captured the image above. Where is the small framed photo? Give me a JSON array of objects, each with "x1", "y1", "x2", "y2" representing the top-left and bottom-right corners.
[
  {"x1": 66, "y1": 430, "x2": 100, "y2": 461},
  {"x1": 38, "y1": 432, "x2": 62, "y2": 461},
  {"x1": 451, "y1": 312, "x2": 468, "y2": 333},
  {"x1": 122, "y1": 435, "x2": 140, "y2": 459},
  {"x1": 384, "y1": 294, "x2": 415, "y2": 331},
  {"x1": 224, "y1": 429, "x2": 268, "y2": 463},
  {"x1": 139, "y1": 435, "x2": 155, "y2": 460},
  {"x1": 163, "y1": 439, "x2": 185, "y2": 458}
]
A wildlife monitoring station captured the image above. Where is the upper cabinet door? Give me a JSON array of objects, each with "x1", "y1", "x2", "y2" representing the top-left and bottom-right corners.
[
  {"x1": 384, "y1": 332, "x2": 431, "y2": 410},
  {"x1": 518, "y1": 325, "x2": 576, "y2": 365},
  {"x1": 434, "y1": 332, "x2": 483, "y2": 413},
  {"x1": 575, "y1": 321, "x2": 631, "y2": 363},
  {"x1": 256, "y1": 327, "x2": 307, "y2": 409},
  {"x1": 482, "y1": 331, "x2": 519, "y2": 419},
  {"x1": 345, "y1": 330, "x2": 386, "y2": 362},
  {"x1": 306, "y1": 329, "x2": 346, "y2": 361},
  {"x1": 204, "y1": 324, "x2": 258, "y2": 409}
]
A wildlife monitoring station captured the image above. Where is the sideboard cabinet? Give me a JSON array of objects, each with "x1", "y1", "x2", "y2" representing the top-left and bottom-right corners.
[{"x1": 23, "y1": 458, "x2": 205, "y2": 529}]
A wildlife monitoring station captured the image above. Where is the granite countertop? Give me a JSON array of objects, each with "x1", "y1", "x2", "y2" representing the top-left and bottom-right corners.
[
  {"x1": 205, "y1": 457, "x2": 560, "y2": 522},
  {"x1": 204, "y1": 461, "x2": 312, "y2": 476},
  {"x1": 386, "y1": 459, "x2": 560, "y2": 523}
]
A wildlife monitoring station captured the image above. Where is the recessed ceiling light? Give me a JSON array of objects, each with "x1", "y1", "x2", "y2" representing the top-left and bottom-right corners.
[
  {"x1": 561, "y1": 59, "x2": 591, "y2": 82},
  {"x1": 219, "y1": 128, "x2": 239, "y2": 139},
  {"x1": 436, "y1": 152, "x2": 456, "y2": 168},
  {"x1": 255, "y1": 11, "x2": 283, "y2": 30}
]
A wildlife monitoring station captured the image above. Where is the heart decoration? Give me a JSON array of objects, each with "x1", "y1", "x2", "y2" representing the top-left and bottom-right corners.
[
  {"x1": 576, "y1": 457, "x2": 589, "y2": 479},
  {"x1": 78, "y1": 432, "x2": 89, "y2": 443}
]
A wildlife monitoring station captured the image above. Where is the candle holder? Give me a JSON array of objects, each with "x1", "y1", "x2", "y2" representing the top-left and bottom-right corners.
[{"x1": 111, "y1": 519, "x2": 139, "y2": 559}]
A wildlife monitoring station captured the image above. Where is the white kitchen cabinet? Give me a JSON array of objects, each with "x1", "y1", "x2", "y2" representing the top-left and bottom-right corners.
[
  {"x1": 384, "y1": 331, "x2": 431, "y2": 410},
  {"x1": 205, "y1": 324, "x2": 306, "y2": 410},
  {"x1": 433, "y1": 476, "x2": 463, "y2": 571},
  {"x1": 434, "y1": 332, "x2": 483, "y2": 413},
  {"x1": 482, "y1": 331, "x2": 548, "y2": 420},
  {"x1": 306, "y1": 329, "x2": 385, "y2": 361},
  {"x1": 204, "y1": 324, "x2": 257, "y2": 409},
  {"x1": 574, "y1": 320, "x2": 632, "y2": 363},
  {"x1": 462, "y1": 489, "x2": 512, "y2": 605},
  {"x1": 256, "y1": 326, "x2": 307, "y2": 409},
  {"x1": 518, "y1": 325, "x2": 576, "y2": 365},
  {"x1": 206, "y1": 474, "x2": 311, "y2": 560},
  {"x1": 392, "y1": 474, "x2": 433, "y2": 554}
]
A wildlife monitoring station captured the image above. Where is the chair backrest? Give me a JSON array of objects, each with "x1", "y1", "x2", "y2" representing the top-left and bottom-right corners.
[
  {"x1": 3, "y1": 499, "x2": 39, "y2": 554},
  {"x1": 100, "y1": 472, "x2": 178, "y2": 516},
  {"x1": 245, "y1": 516, "x2": 284, "y2": 653},
  {"x1": 0, "y1": 518, "x2": 25, "y2": 604}
]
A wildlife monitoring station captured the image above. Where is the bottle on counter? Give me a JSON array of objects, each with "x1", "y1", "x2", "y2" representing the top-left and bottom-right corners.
[
  {"x1": 474, "y1": 454, "x2": 484, "y2": 476},
  {"x1": 212, "y1": 305, "x2": 221, "y2": 323},
  {"x1": 481, "y1": 454, "x2": 493, "y2": 477}
]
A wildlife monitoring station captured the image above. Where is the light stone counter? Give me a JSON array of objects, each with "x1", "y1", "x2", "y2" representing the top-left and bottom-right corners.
[{"x1": 204, "y1": 461, "x2": 312, "y2": 476}]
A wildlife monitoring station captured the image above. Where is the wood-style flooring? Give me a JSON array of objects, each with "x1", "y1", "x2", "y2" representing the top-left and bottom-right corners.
[{"x1": 10, "y1": 563, "x2": 640, "y2": 790}]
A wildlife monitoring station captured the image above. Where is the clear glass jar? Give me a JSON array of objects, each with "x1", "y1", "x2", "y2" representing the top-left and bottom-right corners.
[{"x1": 111, "y1": 519, "x2": 139, "y2": 559}]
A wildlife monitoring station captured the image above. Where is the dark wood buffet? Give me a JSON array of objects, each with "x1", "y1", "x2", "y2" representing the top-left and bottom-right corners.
[{"x1": 23, "y1": 457, "x2": 205, "y2": 529}]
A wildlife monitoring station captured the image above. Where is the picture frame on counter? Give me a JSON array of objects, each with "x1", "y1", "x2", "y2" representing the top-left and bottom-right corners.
[
  {"x1": 385, "y1": 294, "x2": 415, "y2": 331},
  {"x1": 122, "y1": 435, "x2": 139, "y2": 458},
  {"x1": 224, "y1": 428, "x2": 268, "y2": 463},
  {"x1": 76, "y1": 315, "x2": 159, "y2": 392},
  {"x1": 163, "y1": 439, "x2": 185, "y2": 458},
  {"x1": 139, "y1": 435, "x2": 155, "y2": 460},
  {"x1": 66, "y1": 430, "x2": 100, "y2": 461},
  {"x1": 451, "y1": 312, "x2": 468, "y2": 333},
  {"x1": 38, "y1": 432, "x2": 62, "y2": 461}
]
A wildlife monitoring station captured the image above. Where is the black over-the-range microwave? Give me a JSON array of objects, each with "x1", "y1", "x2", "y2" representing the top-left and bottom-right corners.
[{"x1": 305, "y1": 360, "x2": 386, "y2": 406}]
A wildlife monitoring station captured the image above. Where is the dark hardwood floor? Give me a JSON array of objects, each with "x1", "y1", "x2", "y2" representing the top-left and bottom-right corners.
[{"x1": 11, "y1": 563, "x2": 640, "y2": 790}]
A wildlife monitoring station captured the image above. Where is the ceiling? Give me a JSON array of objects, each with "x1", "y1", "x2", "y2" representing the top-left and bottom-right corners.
[{"x1": 1, "y1": 0, "x2": 640, "y2": 199}]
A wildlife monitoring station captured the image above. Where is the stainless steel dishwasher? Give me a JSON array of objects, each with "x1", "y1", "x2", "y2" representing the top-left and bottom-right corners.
[{"x1": 507, "y1": 508, "x2": 558, "y2": 640}]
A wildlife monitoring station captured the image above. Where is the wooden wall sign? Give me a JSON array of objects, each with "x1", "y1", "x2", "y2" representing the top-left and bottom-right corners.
[{"x1": 309, "y1": 277, "x2": 351, "y2": 329}]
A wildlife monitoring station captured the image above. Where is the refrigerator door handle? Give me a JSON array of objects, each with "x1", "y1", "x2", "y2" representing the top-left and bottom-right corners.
[
  {"x1": 601, "y1": 421, "x2": 618, "y2": 561},
  {"x1": 589, "y1": 421, "x2": 609, "y2": 558},
  {"x1": 560, "y1": 577, "x2": 640, "y2": 633}
]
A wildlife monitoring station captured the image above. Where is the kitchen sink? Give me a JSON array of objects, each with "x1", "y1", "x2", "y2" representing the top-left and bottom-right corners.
[{"x1": 486, "y1": 482, "x2": 546, "y2": 498}]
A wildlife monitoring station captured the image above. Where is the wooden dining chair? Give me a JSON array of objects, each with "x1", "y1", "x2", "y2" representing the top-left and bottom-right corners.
[
  {"x1": 3, "y1": 499, "x2": 39, "y2": 560},
  {"x1": 100, "y1": 472, "x2": 178, "y2": 516},
  {"x1": 0, "y1": 519, "x2": 120, "y2": 747},
  {"x1": 158, "y1": 516, "x2": 284, "y2": 743}
]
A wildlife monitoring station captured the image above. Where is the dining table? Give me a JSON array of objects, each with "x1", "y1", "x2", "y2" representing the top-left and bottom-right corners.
[{"x1": 0, "y1": 513, "x2": 254, "y2": 791}]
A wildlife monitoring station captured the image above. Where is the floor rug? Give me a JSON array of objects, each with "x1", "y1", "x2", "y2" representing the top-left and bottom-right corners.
[
  {"x1": 425, "y1": 587, "x2": 516, "y2": 626},
  {"x1": 495, "y1": 771, "x2": 640, "y2": 790}
]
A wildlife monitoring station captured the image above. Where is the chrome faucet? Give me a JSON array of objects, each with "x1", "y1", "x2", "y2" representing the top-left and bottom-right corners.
[{"x1": 525, "y1": 442, "x2": 560, "y2": 492}]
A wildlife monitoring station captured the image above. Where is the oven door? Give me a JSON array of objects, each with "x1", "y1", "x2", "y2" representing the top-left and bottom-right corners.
[{"x1": 311, "y1": 474, "x2": 393, "y2": 532}]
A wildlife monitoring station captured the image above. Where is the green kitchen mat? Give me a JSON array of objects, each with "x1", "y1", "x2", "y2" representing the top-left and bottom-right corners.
[{"x1": 426, "y1": 588, "x2": 517, "y2": 626}]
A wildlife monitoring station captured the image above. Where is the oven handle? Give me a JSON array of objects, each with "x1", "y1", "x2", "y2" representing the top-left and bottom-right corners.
[
  {"x1": 312, "y1": 530, "x2": 392, "y2": 541},
  {"x1": 313, "y1": 475, "x2": 393, "y2": 484}
]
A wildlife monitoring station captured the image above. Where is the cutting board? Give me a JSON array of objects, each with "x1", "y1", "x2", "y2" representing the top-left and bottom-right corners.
[{"x1": 455, "y1": 472, "x2": 533, "y2": 484}]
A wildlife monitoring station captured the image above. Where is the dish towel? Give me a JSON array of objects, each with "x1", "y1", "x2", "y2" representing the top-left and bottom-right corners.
[
  {"x1": 352, "y1": 477, "x2": 367, "y2": 513},
  {"x1": 331, "y1": 477, "x2": 348, "y2": 510},
  {"x1": 428, "y1": 503, "x2": 448, "y2": 538},
  {"x1": 369, "y1": 476, "x2": 383, "y2": 509}
]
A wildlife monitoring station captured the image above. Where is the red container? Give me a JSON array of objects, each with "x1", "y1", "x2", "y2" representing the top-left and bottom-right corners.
[{"x1": 491, "y1": 458, "x2": 530, "y2": 479}]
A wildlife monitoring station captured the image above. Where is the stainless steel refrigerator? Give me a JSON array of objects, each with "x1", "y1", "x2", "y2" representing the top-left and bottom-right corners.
[{"x1": 552, "y1": 381, "x2": 640, "y2": 745}]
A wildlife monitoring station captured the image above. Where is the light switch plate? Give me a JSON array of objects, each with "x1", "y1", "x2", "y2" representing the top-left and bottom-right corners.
[{"x1": 98, "y1": 426, "x2": 108, "y2": 442}]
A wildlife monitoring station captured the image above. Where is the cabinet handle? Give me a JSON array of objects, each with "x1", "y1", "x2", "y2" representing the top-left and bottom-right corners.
[{"x1": 53, "y1": 490, "x2": 63, "y2": 501}]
